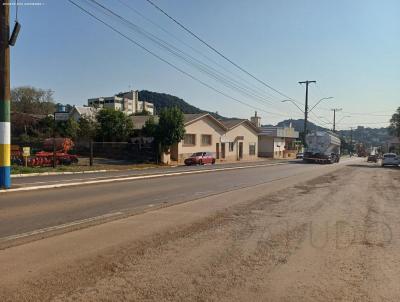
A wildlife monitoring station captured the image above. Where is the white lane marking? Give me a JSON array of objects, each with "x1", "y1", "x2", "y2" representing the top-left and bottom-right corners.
[
  {"x1": 3, "y1": 162, "x2": 288, "y2": 193},
  {"x1": 0, "y1": 212, "x2": 123, "y2": 242}
]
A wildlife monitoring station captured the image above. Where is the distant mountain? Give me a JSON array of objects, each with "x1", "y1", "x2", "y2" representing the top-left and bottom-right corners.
[
  {"x1": 139, "y1": 90, "x2": 203, "y2": 114},
  {"x1": 338, "y1": 126, "x2": 390, "y2": 148},
  {"x1": 273, "y1": 119, "x2": 328, "y2": 132},
  {"x1": 138, "y1": 91, "x2": 390, "y2": 147},
  {"x1": 138, "y1": 90, "x2": 235, "y2": 120}
]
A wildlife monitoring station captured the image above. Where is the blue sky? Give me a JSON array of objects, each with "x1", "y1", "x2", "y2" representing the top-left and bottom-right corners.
[{"x1": 10, "y1": 0, "x2": 400, "y2": 129}]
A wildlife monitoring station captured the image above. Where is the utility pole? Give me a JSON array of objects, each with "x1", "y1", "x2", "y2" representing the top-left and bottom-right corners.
[
  {"x1": 331, "y1": 108, "x2": 342, "y2": 132},
  {"x1": 0, "y1": 0, "x2": 11, "y2": 189},
  {"x1": 349, "y1": 127, "x2": 354, "y2": 156},
  {"x1": 298, "y1": 80, "x2": 316, "y2": 144}
]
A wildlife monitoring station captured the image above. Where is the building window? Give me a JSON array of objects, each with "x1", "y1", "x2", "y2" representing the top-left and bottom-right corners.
[
  {"x1": 201, "y1": 134, "x2": 212, "y2": 146},
  {"x1": 229, "y1": 142, "x2": 234, "y2": 152},
  {"x1": 249, "y1": 143, "x2": 256, "y2": 155},
  {"x1": 184, "y1": 134, "x2": 196, "y2": 146}
]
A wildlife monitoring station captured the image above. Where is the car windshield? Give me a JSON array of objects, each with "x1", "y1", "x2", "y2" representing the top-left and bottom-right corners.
[
  {"x1": 384, "y1": 154, "x2": 397, "y2": 158},
  {"x1": 192, "y1": 152, "x2": 203, "y2": 156}
]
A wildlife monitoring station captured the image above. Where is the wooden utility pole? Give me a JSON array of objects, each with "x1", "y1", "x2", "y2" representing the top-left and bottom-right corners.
[
  {"x1": 299, "y1": 80, "x2": 316, "y2": 144},
  {"x1": 0, "y1": 0, "x2": 11, "y2": 189}
]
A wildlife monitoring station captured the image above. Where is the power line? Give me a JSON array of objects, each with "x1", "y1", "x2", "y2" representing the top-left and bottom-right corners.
[
  {"x1": 84, "y1": 0, "x2": 302, "y2": 117},
  {"x1": 116, "y1": 0, "x2": 283, "y2": 103},
  {"x1": 144, "y1": 0, "x2": 300, "y2": 103},
  {"x1": 67, "y1": 0, "x2": 294, "y2": 119}
]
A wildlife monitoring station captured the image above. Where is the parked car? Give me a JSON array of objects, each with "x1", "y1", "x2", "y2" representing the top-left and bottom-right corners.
[
  {"x1": 184, "y1": 152, "x2": 216, "y2": 166},
  {"x1": 381, "y1": 153, "x2": 399, "y2": 167},
  {"x1": 367, "y1": 154, "x2": 378, "y2": 163},
  {"x1": 296, "y1": 152, "x2": 304, "y2": 159}
]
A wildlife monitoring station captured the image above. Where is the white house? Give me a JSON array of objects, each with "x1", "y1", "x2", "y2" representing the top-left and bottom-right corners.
[
  {"x1": 258, "y1": 125, "x2": 299, "y2": 158},
  {"x1": 169, "y1": 114, "x2": 260, "y2": 164},
  {"x1": 69, "y1": 106, "x2": 99, "y2": 121}
]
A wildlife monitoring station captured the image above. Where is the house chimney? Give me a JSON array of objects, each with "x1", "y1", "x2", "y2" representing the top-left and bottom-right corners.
[{"x1": 251, "y1": 111, "x2": 261, "y2": 127}]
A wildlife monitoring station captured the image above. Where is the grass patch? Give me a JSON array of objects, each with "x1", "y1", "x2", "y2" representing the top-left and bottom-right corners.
[{"x1": 11, "y1": 163, "x2": 163, "y2": 175}]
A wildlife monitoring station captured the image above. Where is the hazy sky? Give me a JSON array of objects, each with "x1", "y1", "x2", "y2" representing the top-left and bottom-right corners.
[{"x1": 10, "y1": 0, "x2": 400, "y2": 129}]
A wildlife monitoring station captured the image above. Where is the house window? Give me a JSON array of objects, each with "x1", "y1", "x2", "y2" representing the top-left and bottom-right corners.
[
  {"x1": 183, "y1": 134, "x2": 196, "y2": 146},
  {"x1": 249, "y1": 143, "x2": 256, "y2": 155},
  {"x1": 201, "y1": 134, "x2": 212, "y2": 146},
  {"x1": 229, "y1": 142, "x2": 234, "y2": 152}
]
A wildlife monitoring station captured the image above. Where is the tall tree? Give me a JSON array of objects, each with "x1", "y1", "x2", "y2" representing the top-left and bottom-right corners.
[
  {"x1": 156, "y1": 106, "x2": 185, "y2": 151},
  {"x1": 56, "y1": 118, "x2": 79, "y2": 140},
  {"x1": 11, "y1": 86, "x2": 56, "y2": 114},
  {"x1": 78, "y1": 115, "x2": 97, "y2": 140},
  {"x1": 389, "y1": 107, "x2": 400, "y2": 138},
  {"x1": 142, "y1": 116, "x2": 158, "y2": 137},
  {"x1": 96, "y1": 108, "x2": 133, "y2": 142}
]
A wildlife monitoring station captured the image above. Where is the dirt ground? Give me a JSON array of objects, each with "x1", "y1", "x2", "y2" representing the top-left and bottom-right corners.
[{"x1": 2, "y1": 162, "x2": 400, "y2": 301}]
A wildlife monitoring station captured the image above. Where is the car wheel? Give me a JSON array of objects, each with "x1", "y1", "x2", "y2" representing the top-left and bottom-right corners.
[{"x1": 212, "y1": 159, "x2": 215, "y2": 164}]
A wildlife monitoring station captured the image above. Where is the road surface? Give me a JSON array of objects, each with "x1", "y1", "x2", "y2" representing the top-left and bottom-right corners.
[
  {"x1": 1, "y1": 159, "x2": 323, "y2": 241},
  {"x1": 2, "y1": 158, "x2": 400, "y2": 301}
]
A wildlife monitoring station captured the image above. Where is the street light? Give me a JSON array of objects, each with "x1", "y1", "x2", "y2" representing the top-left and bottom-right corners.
[
  {"x1": 281, "y1": 99, "x2": 304, "y2": 114},
  {"x1": 309, "y1": 97, "x2": 334, "y2": 113}
]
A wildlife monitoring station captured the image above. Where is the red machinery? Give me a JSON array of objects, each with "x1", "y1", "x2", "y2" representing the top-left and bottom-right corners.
[{"x1": 13, "y1": 138, "x2": 78, "y2": 167}]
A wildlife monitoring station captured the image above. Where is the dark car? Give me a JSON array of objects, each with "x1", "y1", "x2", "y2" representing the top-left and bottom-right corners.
[
  {"x1": 367, "y1": 154, "x2": 378, "y2": 163},
  {"x1": 184, "y1": 152, "x2": 216, "y2": 166}
]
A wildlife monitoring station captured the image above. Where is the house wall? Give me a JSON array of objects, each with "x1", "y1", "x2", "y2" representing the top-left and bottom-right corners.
[
  {"x1": 223, "y1": 123, "x2": 258, "y2": 161},
  {"x1": 258, "y1": 136, "x2": 274, "y2": 157},
  {"x1": 273, "y1": 137, "x2": 286, "y2": 158},
  {"x1": 171, "y1": 118, "x2": 258, "y2": 163},
  {"x1": 258, "y1": 136, "x2": 286, "y2": 158},
  {"x1": 173, "y1": 117, "x2": 225, "y2": 163}
]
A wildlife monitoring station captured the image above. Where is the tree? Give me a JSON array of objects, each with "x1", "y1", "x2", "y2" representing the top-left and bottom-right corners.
[
  {"x1": 96, "y1": 108, "x2": 133, "y2": 142},
  {"x1": 56, "y1": 118, "x2": 79, "y2": 140},
  {"x1": 155, "y1": 106, "x2": 185, "y2": 151},
  {"x1": 11, "y1": 86, "x2": 56, "y2": 114},
  {"x1": 78, "y1": 115, "x2": 97, "y2": 140},
  {"x1": 389, "y1": 107, "x2": 400, "y2": 138},
  {"x1": 142, "y1": 116, "x2": 158, "y2": 137}
]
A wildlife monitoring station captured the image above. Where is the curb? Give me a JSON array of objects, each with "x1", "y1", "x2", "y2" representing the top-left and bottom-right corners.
[{"x1": 11, "y1": 169, "x2": 111, "y2": 178}]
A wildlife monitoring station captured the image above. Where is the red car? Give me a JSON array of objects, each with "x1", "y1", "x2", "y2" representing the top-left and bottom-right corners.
[{"x1": 184, "y1": 152, "x2": 216, "y2": 165}]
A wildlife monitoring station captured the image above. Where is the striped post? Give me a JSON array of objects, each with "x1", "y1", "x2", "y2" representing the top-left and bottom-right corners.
[{"x1": 0, "y1": 1, "x2": 11, "y2": 189}]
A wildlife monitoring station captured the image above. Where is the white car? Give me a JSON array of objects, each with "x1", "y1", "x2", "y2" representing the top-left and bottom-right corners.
[{"x1": 381, "y1": 153, "x2": 399, "y2": 167}]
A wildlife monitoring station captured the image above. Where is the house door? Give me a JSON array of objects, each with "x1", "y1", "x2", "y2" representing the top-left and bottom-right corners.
[
  {"x1": 238, "y1": 142, "x2": 243, "y2": 160},
  {"x1": 221, "y1": 143, "x2": 226, "y2": 159},
  {"x1": 216, "y1": 143, "x2": 220, "y2": 159}
]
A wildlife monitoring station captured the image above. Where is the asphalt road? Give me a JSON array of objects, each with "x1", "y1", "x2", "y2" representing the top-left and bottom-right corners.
[
  {"x1": 11, "y1": 159, "x2": 282, "y2": 188},
  {"x1": 3, "y1": 157, "x2": 394, "y2": 301},
  {"x1": 0, "y1": 158, "x2": 357, "y2": 242}
]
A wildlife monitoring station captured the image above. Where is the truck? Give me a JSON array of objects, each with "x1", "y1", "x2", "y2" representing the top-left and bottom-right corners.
[{"x1": 303, "y1": 131, "x2": 341, "y2": 164}]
